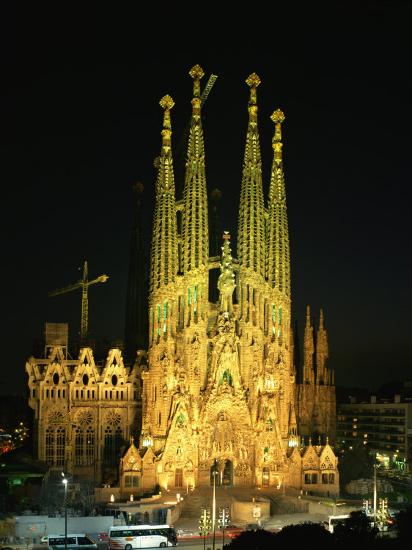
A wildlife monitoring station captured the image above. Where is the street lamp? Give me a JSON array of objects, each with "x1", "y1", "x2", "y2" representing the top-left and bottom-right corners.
[
  {"x1": 198, "y1": 508, "x2": 211, "y2": 550},
  {"x1": 62, "y1": 473, "x2": 68, "y2": 550},
  {"x1": 373, "y1": 463, "x2": 378, "y2": 524},
  {"x1": 211, "y1": 459, "x2": 218, "y2": 550}
]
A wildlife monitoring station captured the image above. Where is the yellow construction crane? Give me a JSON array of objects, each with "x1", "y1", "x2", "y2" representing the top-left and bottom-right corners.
[
  {"x1": 201, "y1": 73, "x2": 218, "y2": 105},
  {"x1": 48, "y1": 261, "x2": 109, "y2": 342}
]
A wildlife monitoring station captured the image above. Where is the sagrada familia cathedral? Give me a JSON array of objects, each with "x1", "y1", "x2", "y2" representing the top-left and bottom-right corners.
[{"x1": 26, "y1": 66, "x2": 338, "y2": 496}]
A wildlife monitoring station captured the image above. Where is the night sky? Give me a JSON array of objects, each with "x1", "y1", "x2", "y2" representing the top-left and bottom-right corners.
[{"x1": 2, "y1": 3, "x2": 411, "y2": 396}]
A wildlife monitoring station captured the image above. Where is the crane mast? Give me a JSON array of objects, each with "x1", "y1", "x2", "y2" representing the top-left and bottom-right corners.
[
  {"x1": 48, "y1": 260, "x2": 109, "y2": 342},
  {"x1": 201, "y1": 74, "x2": 218, "y2": 105}
]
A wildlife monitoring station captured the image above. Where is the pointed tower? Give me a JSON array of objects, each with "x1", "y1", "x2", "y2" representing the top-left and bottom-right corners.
[
  {"x1": 293, "y1": 319, "x2": 301, "y2": 380},
  {"x1": 149, "y1": 95, "x2": 178, "y2": 343},
  {"x1": 180, "y1": 64, "x2": 209, "y2": 325},
  {"x1": 303, "y1": 305, "x2": 315, "y2": 384},
  {"x1": 218, "y1": 231, "x2": 236, "y2": 315},
  {"x1": 316, "y1": 308, "x2": 329, "y2": 384},
  {"x1": 237, "y1": 73, "x2": 266, "y2": 279},
  {"x1": 124, "y1": 182, "x2": 147, "y2": 362},
  {"x1": 266, "y1": 109, "x2": 290, "y2": 296}
]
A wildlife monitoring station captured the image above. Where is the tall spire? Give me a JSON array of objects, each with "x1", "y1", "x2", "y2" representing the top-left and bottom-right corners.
[
  {"x1": 293, "y1": 319, "x2": 301, "y2": 380},
  {"x1": 266, "y1": 108, "x2": 290, "y2": 296},
  {"x1": 237, "y1": 73, "x2": 265, "y2": 278},
  {"x1": 149, "y1": 95, "x2": 178, "y2": 294},
  {"x1": 124, "y1": 182, "x2": 148, "y2": 361},
  {"x1": 316, "y1": 308, "x2": 330, "y2": 384},
  {"x1": 181, "y1": 64, "x2": 209, "y2": 273},
  {"x1": 218, "y1": 231, "x2": 236, "y2": 315},
  {"x1": 303, "y1": 305, "x2": 315, "y2": 384}
]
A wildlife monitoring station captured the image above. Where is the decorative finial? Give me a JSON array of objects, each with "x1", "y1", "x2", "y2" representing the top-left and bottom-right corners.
[
  {"x1": 159, "y1": 95, "x2": 174, "y2": 149},
  {"x1": 271, "y1": 108, "x2": 285, "y2": 124},
  {"x1": 319, "y1": 308, "x2": 324, "y2": 329},
  {"x1": 246, "y1": 72, "x2": 261, "y2": 104},
  {"x1": 271, "y1": 108, "x2": 285, "y2": 163},
  {"x1": 326, "y1": 436, "x2": 329, "y2": 445},
  {"x1": 189, "y1": 64, "x2": 204, "y2": 97},
  {"x1": 246, "y1": 73, "x2": 260, "y2": 123},
  {"x1": 130, "y1": 435, "x2": 134, "y2": 445},
  {"x1": 309, "y1": 436, "x2": 312, "y2": 446}
]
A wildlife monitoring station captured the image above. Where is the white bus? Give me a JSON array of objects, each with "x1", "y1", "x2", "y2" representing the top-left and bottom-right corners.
[
  {"x1": 324, "y1": 515, "x2": 350, "y2": 533},
  {"x1": 108, "y1": 525, "x2": 177, "y2": 548}
]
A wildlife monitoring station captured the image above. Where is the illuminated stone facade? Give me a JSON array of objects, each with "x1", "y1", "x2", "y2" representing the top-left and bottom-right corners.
[
  {"x1": 134, "y1": 66, "x2": 338, "y2": 494},
  {"x1": 26, "y1": 345, "x2": 143, "y2": 483},
  {"x1": 26, "y1": 65, "x2": 337, "y2": 495}
]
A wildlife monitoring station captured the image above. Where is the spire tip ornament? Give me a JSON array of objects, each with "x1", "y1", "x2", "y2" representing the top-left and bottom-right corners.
[
  {"x1": 189, "y1": 64, "x2": 205, "y2": 81},
  {"x1": 246, "y1": 72, "x2": 261, "y2": 89},
  {"x1": 246, "y1": 73, "x2": 260, "y2": 107},
  {"x1": 159, "y1": 95, "x2": 174, "y2": 147},
  {"x1": 271, "y1": 108, "x2": 285, "y2": 124},
  {"x1": 189, "y1": 65, "x2": 204, "y2": 101},
  {"x1": 159, "y1": 94, "x2": 174, "y2": 112}
]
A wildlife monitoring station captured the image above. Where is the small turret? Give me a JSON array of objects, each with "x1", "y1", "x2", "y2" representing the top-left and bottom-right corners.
[
  {"x1": 303, "y1": 305, "x2": 315, "y2": 384},
  {"x1": 316, "y1": 308, "x2": 330, "y2": 385}
]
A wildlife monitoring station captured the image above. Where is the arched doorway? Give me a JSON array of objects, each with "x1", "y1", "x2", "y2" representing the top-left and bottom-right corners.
[
  {"x1": 175, "y1": 468, "x2": 183, "y2": 487},
  {"x1": 262, "y1": 467, "x2": 270, "y2": 487},
  {"x1": 210, "y1": 462, "x2": 220, "y2": 486},
  {"x1": 222, "y1": 460, "x2": 233, "y2": 486}
]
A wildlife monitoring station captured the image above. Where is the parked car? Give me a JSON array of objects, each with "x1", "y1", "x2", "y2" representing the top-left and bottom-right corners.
[
  {"x1": 225, "y1": 525, "x2": 242, "y2": 538},
  {"x1": 245, "y1": 523, "x2": 262, "y2": 531}
]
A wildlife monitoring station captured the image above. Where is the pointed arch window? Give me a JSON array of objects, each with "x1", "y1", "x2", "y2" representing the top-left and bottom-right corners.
[
  {"x1": 194, "y1": 286, "x2": 198, "y2": 312},
  {"x1": 56, "y1": 427, "x2": 65, "y2": 466},
  {"x1": 175, "y1": 468, "x2": 183, "y2": 487},
  {"x1": 157, "y1": 304, "x2": 161, "y2": 336},
  {"x1": 45, "y1": 412, "x2": 66, "y2": 466},
  {"x1": 104, "y1": 426, "x2": 123, "y2": 466},
  {"x1": 163, "y1": 301, "x2": 168, "y2": 333}
]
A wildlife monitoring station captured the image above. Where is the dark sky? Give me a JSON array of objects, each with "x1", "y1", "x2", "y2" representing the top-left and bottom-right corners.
[{"x1": 1, "y1": 3, "x2": 411, "y2": 396}]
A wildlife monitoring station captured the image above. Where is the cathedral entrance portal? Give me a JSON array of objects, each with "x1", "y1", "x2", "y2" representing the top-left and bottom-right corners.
[{"x1": 222, "y1": 460, "x2": 233, "y2": 486}]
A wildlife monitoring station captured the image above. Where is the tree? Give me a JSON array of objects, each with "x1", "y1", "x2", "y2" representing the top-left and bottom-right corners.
[
  {"x1": 333, "y1": 511, "x2": 378, "y2": 546},
  {"x1": 275, "y1": 522, "x2": 332, "y2": 548},
  {"x1": 338, "y1": 441, "x2": 374, "y2": 488},
  {"x1": 396, "y1": 504, "x2": 412, "y2": 545},
  {"x1": 224, "y1": 529, "x2": 276, "y2": 550}
]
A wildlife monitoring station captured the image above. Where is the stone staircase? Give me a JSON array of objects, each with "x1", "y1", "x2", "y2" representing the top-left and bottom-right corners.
[{"x1": 180, "y1": 487, "x2": 234, "y2": 518}]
